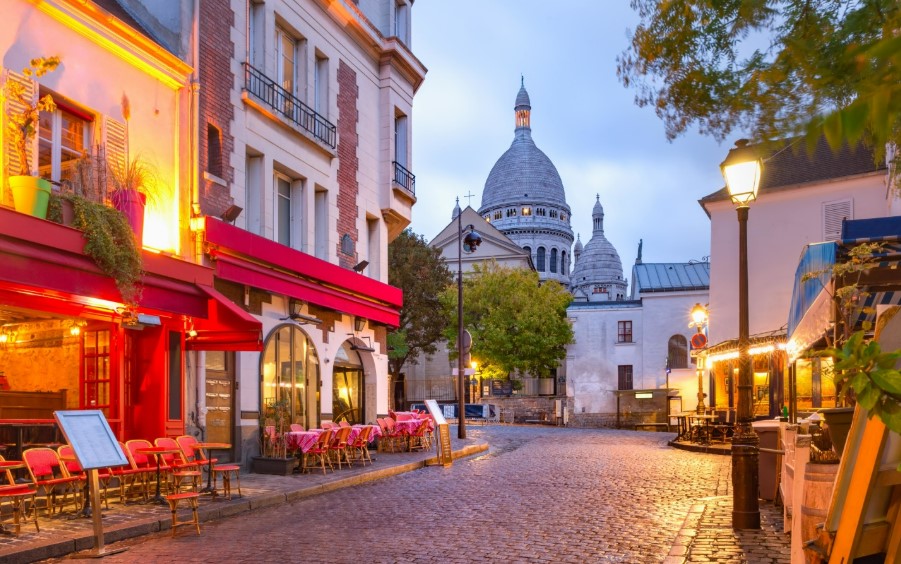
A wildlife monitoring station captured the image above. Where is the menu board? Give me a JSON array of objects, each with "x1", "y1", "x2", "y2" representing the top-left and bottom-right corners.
[
  {"x1": 425, "y1": 400, "x2": 452, "y2": 466},
  {"x1": 54, "y1": 410, "x2": 129, "y2": 470}
]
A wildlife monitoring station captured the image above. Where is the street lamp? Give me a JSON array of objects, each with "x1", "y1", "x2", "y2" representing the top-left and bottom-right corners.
[
  {"x1": 456, "y1": 203, "x2": 481, "y2": 439},
  {"x1": 689, "y1": 303, "x2": 709, "y2": 414},
  {"x1": 722, "y1": 149, "x2": 762, "y2": 530}
]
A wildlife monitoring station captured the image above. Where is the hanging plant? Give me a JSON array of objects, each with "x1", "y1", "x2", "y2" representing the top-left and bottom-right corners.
[{"x1": 70, "y1": 195, "x2": 143, "y2": 305}]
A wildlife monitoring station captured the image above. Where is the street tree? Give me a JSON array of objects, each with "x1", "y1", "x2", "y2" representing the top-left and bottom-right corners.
[
  {"x1": 387, "y1": 229, "x2": 453, "y2": 381},
  {"x1": 617, "y1": 0, "x2": 901, "y2": 169},
  {"x1": 440, "y1": 261, "x2": 574, "y2": 379}
]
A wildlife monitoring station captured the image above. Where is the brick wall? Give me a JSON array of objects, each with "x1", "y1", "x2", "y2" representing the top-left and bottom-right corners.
[
  {"x1": 198, "y1": 0, "x2": 235, "y2": 216},
  {"x1": 335, "y1": 60, "x2": 359, "y2": 269}
]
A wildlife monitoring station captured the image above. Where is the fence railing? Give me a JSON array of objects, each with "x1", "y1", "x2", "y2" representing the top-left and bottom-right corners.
[
  {"x1": 243, "y1": 62, "x2": 336, "y2": 149},
  {"x1": 404, "y1": 377, "x2": 457, "y2": 403},
  {"x1": 392, "y1": 161, "x2": 415, "y2": 196}
]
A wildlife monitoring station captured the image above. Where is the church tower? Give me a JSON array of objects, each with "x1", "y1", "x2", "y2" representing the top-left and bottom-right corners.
[
  {"x1": 570, "y1": 195, "x2": 628, "y2": 301},
  {"x1": 478, "y1": 81, "x2": 574, "y2": 286}
]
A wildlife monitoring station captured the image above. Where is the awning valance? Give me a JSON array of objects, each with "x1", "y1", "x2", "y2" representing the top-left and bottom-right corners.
[
  {"x1": 187, "y1": 285, "x2": 262, "y2": 351},
  {"x1": 204, "y1": 218, "x2": 403, "y2": 327}
]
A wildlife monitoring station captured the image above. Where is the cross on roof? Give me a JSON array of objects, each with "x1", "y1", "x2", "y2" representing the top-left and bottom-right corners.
[{"x1": 464, "y1": 190, "x2": 476, "y2": 206}]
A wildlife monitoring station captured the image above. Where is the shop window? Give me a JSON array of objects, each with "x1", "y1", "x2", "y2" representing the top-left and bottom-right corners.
[
  {"x1": 617, "y1": 320, "x2": 632, "y2": 343},
  {"x1": 260, "y1": 324, "x2": 320, "y2": 429},
  {"x1": 667, "y1": 335, "x2": 688, "y2": 369},
  {"x1": 618, "y1": 365, "x2": 633, "y2": 390},
  {"x1": 333, "y1": 341, "x2": 364, "y2": 424}
]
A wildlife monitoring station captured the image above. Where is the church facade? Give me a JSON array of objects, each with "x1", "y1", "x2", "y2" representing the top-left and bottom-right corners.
[{"x1": 407, "y1": 83, "x2": 709, "y2": 426}]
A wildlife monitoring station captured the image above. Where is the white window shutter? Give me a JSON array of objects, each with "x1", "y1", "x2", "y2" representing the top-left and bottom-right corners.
[
  {"x1": 2, "y1": 70, "x2": 36, "y2": 180},
  {"x1": 102, "y1": 116, "x2": 127, "y2": 178},
  {"x1": 823, "y1": 199, "x2": 853, "y2": 242}
]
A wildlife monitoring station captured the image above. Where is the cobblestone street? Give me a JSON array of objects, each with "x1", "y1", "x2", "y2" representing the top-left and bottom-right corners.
[{"x1": 40, "y1": 426, "x2": 788, "y2": 564}]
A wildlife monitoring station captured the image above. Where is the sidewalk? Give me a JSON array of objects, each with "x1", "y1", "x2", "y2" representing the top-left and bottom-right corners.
[{"x1": 0, "y1": 435, "x2": 488, "y2": 564}]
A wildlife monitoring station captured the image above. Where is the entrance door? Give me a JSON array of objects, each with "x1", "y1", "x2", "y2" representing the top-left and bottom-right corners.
[{"x1": 205, "y1": 351, "x2": 234, "y2": 453}]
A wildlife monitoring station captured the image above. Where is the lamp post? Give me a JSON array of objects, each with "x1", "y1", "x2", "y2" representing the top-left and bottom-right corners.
[
  {"x1": 722, "y1": 151, "x2": 762, "y2": 530},
  {"x1": 456, "y1": 204, "x2": 481, "y2": 439},
  {"x1": 689, "y1": 303, "x2": 709, "y2": 414}
]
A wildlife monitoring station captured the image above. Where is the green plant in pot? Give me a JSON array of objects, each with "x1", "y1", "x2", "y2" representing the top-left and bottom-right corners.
[
  {"x1": 3, "y1": 56, "x2": 60, "y2": 218},
  {"x1": 108, "y1": 155, "x2": 159, "y2": 250}
]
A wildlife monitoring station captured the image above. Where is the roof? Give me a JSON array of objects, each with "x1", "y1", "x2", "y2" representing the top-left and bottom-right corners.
[
  {"x1": 632, "y1": 262, "x2": 711, "y2": 294},
  {"x1": 700, "y1": 136, "x2": 886, "y2": 207}
]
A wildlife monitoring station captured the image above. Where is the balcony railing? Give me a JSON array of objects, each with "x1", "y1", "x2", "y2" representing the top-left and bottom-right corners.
[
  {"x1": 243, "y1": 63, "x2": 336, "y2": 149},
  {"x1": 392, "y1": 161, "x2": 415, "y2": 196}
]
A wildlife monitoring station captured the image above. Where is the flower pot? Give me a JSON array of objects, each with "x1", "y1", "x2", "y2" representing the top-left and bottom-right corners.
[
  {"x1": 819, "y1": 406, "x2": 855, "y2": 457},
  {"x1": 251, "y1": 456, "x2": 295, "y2": 476},
  {"x1": 8, "y1": 176, "x2": 51, "y2": 218},
  {"x1": 111, "y1": 189, "x2": 146, "y2": 248}
]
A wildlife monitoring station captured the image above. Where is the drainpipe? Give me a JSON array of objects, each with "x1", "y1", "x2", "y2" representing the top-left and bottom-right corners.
[{"x1": 190, "y1": 0, "x2": 202, "y2": 261}]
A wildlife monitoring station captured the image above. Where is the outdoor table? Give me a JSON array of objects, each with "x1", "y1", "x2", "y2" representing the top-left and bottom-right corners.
[
  {"x1": 688, "y1": 414, "x2": 717, "y2": 444},
  {"x1": 284, "y1": 431, "x2": 323, "y2": 454},
  {"x1": 136, "y1": 447, "x2": 180, "y2": 505},
  {"x1": 0, "y1": 460, "x2": 24, "y2": 484},
  {"x1": 670, "y1": 413, "x2": 691, "y2": 441},
  {"x1": 193, "y1": 442, "x2": 231, "y2": 498}
]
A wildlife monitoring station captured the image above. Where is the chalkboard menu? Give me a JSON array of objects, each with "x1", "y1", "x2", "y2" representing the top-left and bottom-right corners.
[{"x1": 425, "y1": 399, "x2": 452, "y2": 466}]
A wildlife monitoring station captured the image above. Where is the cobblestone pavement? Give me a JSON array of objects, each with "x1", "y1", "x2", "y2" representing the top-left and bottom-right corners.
[{"x1": 37, "y1": 426, "x2": 789, "y2": 564}]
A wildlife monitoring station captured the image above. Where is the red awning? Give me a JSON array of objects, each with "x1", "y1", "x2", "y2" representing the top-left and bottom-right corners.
[{"x1": 187, "y1": 285, "x2": 263, "y2": 351}]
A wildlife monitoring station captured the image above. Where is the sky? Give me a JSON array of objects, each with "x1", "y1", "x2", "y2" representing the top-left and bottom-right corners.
[{"x1": 408, "y1": 1, "x2": 736, "y2": 271}]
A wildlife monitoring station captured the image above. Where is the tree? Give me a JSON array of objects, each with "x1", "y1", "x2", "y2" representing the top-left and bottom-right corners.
[
  {"x1": 387, "y1": 229, "x2": 454, "y2": 381},
  {"x1": 617, "y1": 1, "x2": 901, "y2": 169},
  {"x1": 440, "y1": 261, "x2": 574, "y2": 379}
]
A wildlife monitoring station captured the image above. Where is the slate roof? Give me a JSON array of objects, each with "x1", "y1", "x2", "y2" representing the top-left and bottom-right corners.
[
  {"x1": 700, "y1": 136, "x2": 886, "y2": 206},
  {"x1": 633, "y1": 262, "x2": 710, "y2": 293}
]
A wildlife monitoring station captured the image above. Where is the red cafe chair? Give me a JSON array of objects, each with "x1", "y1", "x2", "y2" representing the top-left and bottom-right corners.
[
  {"x1": 22, "y1": 447, "x2": 82, "y2": 516},
  {"x1": 57, "y1": 444, "x2": 112, "y2": 509},
  {"x1": 301, "y1": 429, "x2": 333, "y2": 475}
]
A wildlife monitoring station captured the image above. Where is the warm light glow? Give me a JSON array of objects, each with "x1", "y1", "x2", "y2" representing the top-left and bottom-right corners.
[
  {"x1": 0, "y1": 334, "x2": 7, "y2": 344},
  {"x1": 70, "y1": 325, "x2": 81, "y2": 336},
  {"x1": 471, "y1": 361, "x2": 478, "y2": 371},
  {"x1": 142, "y1": 177, "x2": 179, "y2": 253},
  {"x1": 706, "y1": 342, "x2": 786, "y2": 366},
  {"x1": 722, "y1": 159, "x2": 761, "y2": 206},
  {"x1": 189, "y1": 216, "x2": 206, "y2": 232},
  {"x1": 690, "y1": 303, "x2": 708, "y2": 326}
]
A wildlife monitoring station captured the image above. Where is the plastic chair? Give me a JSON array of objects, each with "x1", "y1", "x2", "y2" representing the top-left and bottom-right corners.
[
  {"x1": 301, "y1": 429, "x2": 333, "y2": 475},
  {"x1": 22, "y1": 447, "x2": 82, "y2": 516}
]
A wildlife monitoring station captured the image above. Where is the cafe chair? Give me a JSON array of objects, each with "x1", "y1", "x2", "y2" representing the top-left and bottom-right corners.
[
  {"x1": 155, "y1": 438, "x2": 201, "y2": 494},
  {"x1": 328, "y1": 426, "x2": 353, "y2": 469},
  {"x1": 289, "y1": 424, "x2": 305, "y2": 433},
  {"x1": 347, "y1": 425, "x2": 373, "y2": 466},
  {"x1": 22, "y1": 447, "x2": 82, "y2": 516},
  {"x1": 0, "y1": 484, "x2": 39, "y2": 536},
  {"x1": 408, "y1": 419, "x2": 432, "y2": 452},
  {"x1": 57, "y1": 445, "x2": 112, "y2": 509},
  {"x1": 175, "y1": 435, "x2": 217, "y2": 467},
  {"x1": 338, "y1": 421, "x2": 351, "y2": 428},
  {"x1": 114, "y1": 441, "x2": 150, "y2": 503},
  {"x1": 165, "y1": 491, "x2": 200, "y2": 537},
  {"x1": 301, "y1": 429, "x2": 333, "y2": 475},
  {"x1": 125, "y1": 439, "x2": 165, "y2": 498},
  {"x1": 212, "y1": 462, "x2": 241, "y2": 500}
]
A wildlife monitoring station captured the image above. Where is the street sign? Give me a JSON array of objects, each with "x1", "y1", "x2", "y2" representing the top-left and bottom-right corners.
[{"x1": 451, "y1": 368, "x2": 476, "y2": 376}]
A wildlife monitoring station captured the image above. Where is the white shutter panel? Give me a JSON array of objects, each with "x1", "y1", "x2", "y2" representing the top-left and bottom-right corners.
[
  {"x1": 2, "y1": 70, "x2": 36, "y2": 179},
  {"x1": 823, "y1": 199, "x2": 853, "y2": 242},
  {"x1": 102, "y1": 116, "x2": 127, "y2": 179}
]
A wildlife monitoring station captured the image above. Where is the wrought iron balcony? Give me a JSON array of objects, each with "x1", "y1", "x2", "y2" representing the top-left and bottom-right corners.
[
  {"x1": 392, "y1": 161, "x2": 415, "y2": 196},
  {"x1": 243, "y1": 63, "x2": 336, "y2": 149}
]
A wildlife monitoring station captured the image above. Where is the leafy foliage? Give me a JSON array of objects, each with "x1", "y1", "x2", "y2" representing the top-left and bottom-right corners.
[
  {"x1": 71, "y1": 196, "x2": 143, "y2": 305},
  {"x1": 440, "y1": 261, "x2": 574, "y2": 378},
  {"x1": 618, "y1": 1, "x2": 901, "y2": 172},
  {"x1": 387, "y1": 230, "x2": 454, "y2": 379},
  {"x1": 4, "y1": 56, "x2": 60, "y2": 175},
  {"x1": 811, "y1": 331, "x2": 901, "y2": 437}
]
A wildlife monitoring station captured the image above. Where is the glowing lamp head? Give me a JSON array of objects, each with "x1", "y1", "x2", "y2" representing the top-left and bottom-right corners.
[
  {"x1": 721, "y1": 157, "x2": 761, "y2": 208},
  {"x1": 690, "y1": 303, "x2": 708, "y2": 327}
]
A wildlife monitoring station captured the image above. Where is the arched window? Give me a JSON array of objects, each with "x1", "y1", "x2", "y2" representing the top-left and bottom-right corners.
[
  {"x1": 550, "y1": 249, "x2": 558, "y2": 273},
  {"x1": 561, "y1": 251, "x2": 567, "y2": 274},
  {"x1": 537, "y1": 247, "x2": 546, "y2": 271},
  {"x1": 667, "y1": 334, "x2": 689, "y2": 369},
  {"x1": 260, "y1": 324, "x2": 321, "y2": 429},
  {"x1": 523, "y1": 246, "x2": 531, "y2": 263}
]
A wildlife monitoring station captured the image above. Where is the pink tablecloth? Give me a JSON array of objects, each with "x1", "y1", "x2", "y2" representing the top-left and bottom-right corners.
[
  {"x1": 285, "y1": 431, "x2": 324, "y2": 453},
  {"x1": 394, "y1": 419, "x2": 432, "y2": 435}
]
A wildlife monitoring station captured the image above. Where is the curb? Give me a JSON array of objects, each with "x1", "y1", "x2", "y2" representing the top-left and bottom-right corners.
[{"x1": 3, "y1": 442, "x2": 489, "y2": 563}]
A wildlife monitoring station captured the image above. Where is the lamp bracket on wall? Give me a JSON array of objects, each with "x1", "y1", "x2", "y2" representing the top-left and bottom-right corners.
[
  {"x1": 281, "y1": 298, "x2": 323, "y2": 325},
  {"x1": 348, "y1": 334, "x2": 375, "y2": 352}
]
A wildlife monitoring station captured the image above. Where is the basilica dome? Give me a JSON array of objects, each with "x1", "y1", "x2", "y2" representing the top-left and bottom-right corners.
[{"x1": 571, "y1": 196, "x2": 627, "y2": 301}]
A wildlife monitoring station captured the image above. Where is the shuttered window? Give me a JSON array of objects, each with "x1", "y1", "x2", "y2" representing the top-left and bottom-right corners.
[{"x1": 823, "y1": 199, "x2": 852, "y2": 242}]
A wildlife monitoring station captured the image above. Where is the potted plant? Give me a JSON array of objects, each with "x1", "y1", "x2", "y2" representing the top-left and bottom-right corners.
[
  {"x1": 3, "y1": 56, "x2": 60, "y2": 218},
  {"x1": 108, "y1": 155, "x2": 158, "y2": 249},
  {"x1": 252, "y1": 397, "x2": 296, "y2": 475}
]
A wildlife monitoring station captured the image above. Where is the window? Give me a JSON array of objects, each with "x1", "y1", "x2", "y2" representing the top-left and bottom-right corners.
[
  {"x1": 561, "y1": 251, "x2": 567, "y2": 275},
  {"x1": 823, "y1": 199, "x2": 852, "y2": 242},
  {"x1": 494, "y1": 210, "x2": 502, "y2": 220},
  {"x1": 260, "y1": 324, "x2": 321, "y2": 429},
  {"x1": 550, "y1": 248, "x2": 558, "y2": 273},
  {"x1": 38, "y1": 101, "x2": 91, "y2": 182},
  {"x1": 617, "y1": 321, "x2": 633, "y2": 343},
  {"x1": 550, "y1": 209, "x2": 558, "y2": 219},
  {"x1": 536, "y1": 207, "x2": 546, "y2": 216},
  {"x1": 314, "y1": 53, "x2": 329, "y2": 117},
  {"x1": 668, "y1": 335, "x2": 689, "y2": 369},
  {"x1": 314, "y1": 185, "x2": 328, "y2": 259},
  {"x1": 506, "y1": 208, "x2": 517, "y2": 217},
  {"x1": 276, "y1": 27, "x2": 297, "y2": 96},
  {"x1": 249, "y1": 1, "x2": 264, "y2": 66},
  {"x1": 394, "y1": 112, "x2": 408, "y2": 168},
  {"x1": 617, "y1": 365, "x2": 633, "y2": 390},
  {"x1": 394, "y1": 1, "x2": 410, "y2": 44},
  {"x1": 246, "y1": 150, "x2": 263, "y2": 235},
  {"x1": 523, "y1": 246, "x2": 531, "y2": 259},
  {"x1": 522, "y1": 206, "x2": 531, "y2": 216},
  {"x1": 275, "y1": 173, "x2": 295, "y2": 246},
  {"x1": 207, "y1": 124, "x2": 222, "y2": 177},
  {"x1": 366, "y1": 216, "x2": 379, "y2": 279},
  {"x1": 561, "y1": 212, "x2": 568, "y2": 222},
  {"x1": 537, "y1": 247, "x2": 546, "y2": 271}
]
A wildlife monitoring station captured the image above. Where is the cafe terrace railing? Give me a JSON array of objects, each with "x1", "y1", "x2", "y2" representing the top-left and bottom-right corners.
[{"x1": 243, "y1": 62, "x2": 336, "y2": 149}]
